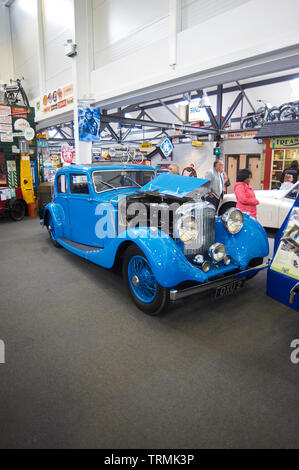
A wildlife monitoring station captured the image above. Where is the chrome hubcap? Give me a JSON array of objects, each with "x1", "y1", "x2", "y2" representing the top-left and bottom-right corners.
[{"x1": 132, "y1": 275, "x2": 140, "y2": 287}]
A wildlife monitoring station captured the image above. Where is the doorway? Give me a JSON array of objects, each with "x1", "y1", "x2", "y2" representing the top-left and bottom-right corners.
[{"x1": 225, "y1": 154, "x2": 260, "y2": 193}]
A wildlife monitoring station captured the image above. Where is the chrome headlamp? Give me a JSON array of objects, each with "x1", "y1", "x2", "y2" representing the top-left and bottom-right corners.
[
  {"x1": 193, "y1": 254, "x2": 211, "y2": 272},
  {"x1": 209, "y1": 243, "x2": 226, "y2": 262},
  {"x1": 222, "y1": 208, "x2": 244, "y2": 234},
  {"x1": 177, "y1": 216, "x2": 198, "y2": 243}
]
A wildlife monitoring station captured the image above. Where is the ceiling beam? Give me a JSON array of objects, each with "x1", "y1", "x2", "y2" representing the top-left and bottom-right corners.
[{"x1": 101, "y1": 114, "x2": 218, "y2": 135}]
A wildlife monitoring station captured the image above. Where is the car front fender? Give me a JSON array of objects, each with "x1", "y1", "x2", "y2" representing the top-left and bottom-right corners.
[
  {"x1": 215, "y1": 213, "x2": 269, "y2": 270},
  {"x1": 100, "y1": 227, "x2": 208, "y2": 287}
]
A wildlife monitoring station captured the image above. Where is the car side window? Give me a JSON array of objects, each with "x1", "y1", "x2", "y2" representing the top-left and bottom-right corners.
[
  {"x1": 70, "y1": 174, "x2": 89, "y2": 194},
  {"x1": 57, "y1": 174, "x2": 66, "y2": 193}
]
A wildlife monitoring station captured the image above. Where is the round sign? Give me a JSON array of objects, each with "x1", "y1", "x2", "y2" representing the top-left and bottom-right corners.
[
  {"x1": 61, "y1": 145, "x2": 74, "y2": 163},
  {"x1": 14, "y1": 118, "x2": 30, "y2": 131},
  {"x1": 24, "y1": 127, "x2": 35, "y2": 141}
]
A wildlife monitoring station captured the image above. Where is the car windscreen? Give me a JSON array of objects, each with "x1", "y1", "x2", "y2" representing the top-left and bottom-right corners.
[
  {"x1": 285, "y1": 182, "x2": 299, "y2": 200},
  {"x1": 93, "y1": 170, "x2": 155, "y2": 193}
]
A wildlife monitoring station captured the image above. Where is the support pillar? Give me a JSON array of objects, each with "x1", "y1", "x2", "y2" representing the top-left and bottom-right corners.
[{"x1": 72, "y1": 0, "x2": 94, "y2": 164}]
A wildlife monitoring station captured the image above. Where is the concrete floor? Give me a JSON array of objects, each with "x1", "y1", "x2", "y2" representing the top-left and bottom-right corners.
[{"x1": 0, "y1": 216, "x2": 299, "y2": 449}]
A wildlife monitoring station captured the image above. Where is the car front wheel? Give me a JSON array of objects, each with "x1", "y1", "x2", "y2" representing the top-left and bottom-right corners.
[
  {"x1": 47, "y1": 214, "x2": 60, "y2": 248},
  {"x1": 123, "y1": 245, "x2": 168, "y2": 315}
]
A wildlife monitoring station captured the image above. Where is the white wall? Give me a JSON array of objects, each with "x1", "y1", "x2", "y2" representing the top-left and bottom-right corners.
[
  {"x1": 92, "y1": 0, "x2": 169, "y2": 69},
  {"x1": 43, "y1": 0, "x2": 74, "y2": 91},
  {"x1": 0, "y1": 5, "x2": 14, "y2": 84},
  {"x1": 91, "y1": 0, "x2": 299, "y2": 106},
  {"x1": 9, "y1": 0, "x2": 39, "y2": 100},
  {"x1": 181, "y1": 0, "x2": 251, "y2": 31}
]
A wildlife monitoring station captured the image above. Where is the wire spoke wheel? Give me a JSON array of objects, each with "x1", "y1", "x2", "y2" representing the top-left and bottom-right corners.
[
  {"x1": 128, "y1": 255, "x2": 157, "y2": 303},
  {"x1": 280, "y1": 107, "x2": 296, "y2": 121},
  {"x1": 123, "y1": 245, "x2": 168, "y2": 315}
]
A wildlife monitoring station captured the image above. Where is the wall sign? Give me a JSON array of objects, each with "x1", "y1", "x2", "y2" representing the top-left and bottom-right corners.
[
  {"x1": 0, "y1": 105, "x2": 13, "y2": 142},
  {"x1": 78, "y1": 106, "x2": 101, "y2": 142},
  {"x1": 35, "y1": 84, "x2": 73, "y2": 117},
  {"x1": 24, "y1": 127, "x2": 35, "y2": 141},
  {"x1": 61, "y1": 145, "x2": 74, "y2": 163},
  {"x1": 14, "y1": 118, "x2": 30, "y2": 131},
  {"x1": 228, "y1": 131, "x2": 258, "y2": 140},
  {"x1": 271, "y1": 137, "x2": 299, "y2": 148}
]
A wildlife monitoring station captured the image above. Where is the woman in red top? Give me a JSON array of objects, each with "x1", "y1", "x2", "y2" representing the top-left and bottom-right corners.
[{"x1": 234, "y1": 169, "x2": 259, "y2": 219}]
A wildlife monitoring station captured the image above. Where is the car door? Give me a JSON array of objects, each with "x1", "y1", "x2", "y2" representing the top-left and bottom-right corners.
[
  {"x1": 68, "y1": 172, "x2": 102, "y2": 247},
  {"x1": 55, "y1": 172, "x2": 71, "y2": 239}
]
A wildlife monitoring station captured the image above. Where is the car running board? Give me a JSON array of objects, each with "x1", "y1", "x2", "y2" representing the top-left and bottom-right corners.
[{"x1": 59, "y1": 238, "x2": 103, "y2": 253}]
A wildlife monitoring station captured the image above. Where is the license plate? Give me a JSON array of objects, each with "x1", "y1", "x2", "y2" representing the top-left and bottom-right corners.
[{"x1": 215, "y1": 279, "x2": 245, "y2": 298}]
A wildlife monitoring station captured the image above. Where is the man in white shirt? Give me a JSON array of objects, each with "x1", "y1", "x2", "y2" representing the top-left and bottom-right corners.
[{"x1": 204, "y1": 159, "x2": 224, "y2": 209}]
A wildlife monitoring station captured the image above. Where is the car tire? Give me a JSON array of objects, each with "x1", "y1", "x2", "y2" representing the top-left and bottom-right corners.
[
  {"x1": 245, "y1": 257, "x2": 264, "y2": 280},
  {"x1": 218, "y1": 201, "x2": 236, "y2": 216},
  {"x1": 9, "y1": 199, "x2": 26, "y2": 221},
  {"x1": 47, "y1": 214, "x2": 61, "y2": 248},
  {"x1": 122, "y1": 244, "x2": 169, "y2": 315}
]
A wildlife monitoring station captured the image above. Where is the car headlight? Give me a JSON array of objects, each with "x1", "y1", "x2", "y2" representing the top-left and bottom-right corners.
[
  {"x1": 222, "y1": 208, "x2": 244, "y2": 234},
  {"x1": 193, "y1": 254, "x2": 211, "y2": 272},
  {"x1": 209, "y1": 243, "x2": 226, "y2": 262},
  {"x1": 177, "y1": 216, "x2": 198, "y2": 242}
]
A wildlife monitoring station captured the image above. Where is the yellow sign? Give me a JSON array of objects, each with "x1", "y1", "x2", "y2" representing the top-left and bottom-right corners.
[
  {"x1": 140, "y1": 142, "x2": 152, "y2": 148},
  {"x1": 20, "y1": 155, "x2": 35, "y2": 205},
  {"x1": 271, "y1": 136, "x2": 299, "y2": 148},
  {"x1": 192, "y1": 141, "x2": 204, "y2": 147}
]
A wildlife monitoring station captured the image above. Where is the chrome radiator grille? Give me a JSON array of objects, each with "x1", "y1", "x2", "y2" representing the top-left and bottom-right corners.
[{"x1": 183, "y1": 202, "x2": 216, "y2": 258}]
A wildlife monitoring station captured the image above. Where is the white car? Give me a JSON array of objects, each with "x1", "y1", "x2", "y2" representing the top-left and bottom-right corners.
[{"x1": 218, "y1": 182, "x2": 299, "y2": 229}]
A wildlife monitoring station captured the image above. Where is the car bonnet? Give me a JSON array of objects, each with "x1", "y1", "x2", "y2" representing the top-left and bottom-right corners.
[{"x1": 141, "y1": 173, "x2": 209, "y2": 198}]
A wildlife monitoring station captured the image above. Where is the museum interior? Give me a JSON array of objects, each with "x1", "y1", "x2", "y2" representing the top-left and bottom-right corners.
[{"x1": 0, "y1": 0, "x2": 299, "y2": 451}]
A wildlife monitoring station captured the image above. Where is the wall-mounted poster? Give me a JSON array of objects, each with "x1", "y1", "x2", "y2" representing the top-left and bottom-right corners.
[{"x1": 78, "y1": 106, "x2": 101, "y2": 142}]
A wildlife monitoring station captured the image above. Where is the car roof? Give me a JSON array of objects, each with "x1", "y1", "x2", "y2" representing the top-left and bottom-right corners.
[{"x1": 57, "y1": 164, "x2": 155, "y2": 173}]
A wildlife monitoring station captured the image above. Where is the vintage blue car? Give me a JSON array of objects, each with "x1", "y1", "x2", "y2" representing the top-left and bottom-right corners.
[{"x1": 42, "y1": 164, "x2": 269, "y2": 315}]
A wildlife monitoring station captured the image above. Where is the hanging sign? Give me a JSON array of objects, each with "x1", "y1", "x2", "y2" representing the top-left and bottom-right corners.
[
  {"x1": 61, "y1": 145, "x2": 74, "y2": 163},
  {"x1": 192, "y1": 141, "x2": 204, "y2": 147},
  {"x1": 160, "y1": 137, "x2": 173, "y2": 158},
  {"x1": 140, "y1": 142, "x2": 152, "y2": 148}
]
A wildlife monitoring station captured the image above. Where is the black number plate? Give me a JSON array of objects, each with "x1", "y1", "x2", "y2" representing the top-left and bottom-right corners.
[{"x1": 215, "y1": 279, "x2": 245, "y2": 298}]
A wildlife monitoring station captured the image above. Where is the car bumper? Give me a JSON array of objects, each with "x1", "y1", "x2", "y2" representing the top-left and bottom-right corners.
[{"x1": 169, "y1": 261, "x2": 269, "y2": 301}]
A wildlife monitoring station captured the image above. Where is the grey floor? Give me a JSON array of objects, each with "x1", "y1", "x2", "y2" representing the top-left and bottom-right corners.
[{"x1": 0, "y1": 217, "x2": 299, "y2": 449}]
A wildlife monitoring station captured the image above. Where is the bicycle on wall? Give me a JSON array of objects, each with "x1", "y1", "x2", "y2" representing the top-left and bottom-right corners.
[
  {"x1": 279, "y1": 100, "x2": 299, "y2": 121},
  {"x1": 241, "y1": 99, "x2": 280, "y2": 129},
  {"x1": 3, "y1": 77, "x2": 30, "y2": 110}
]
